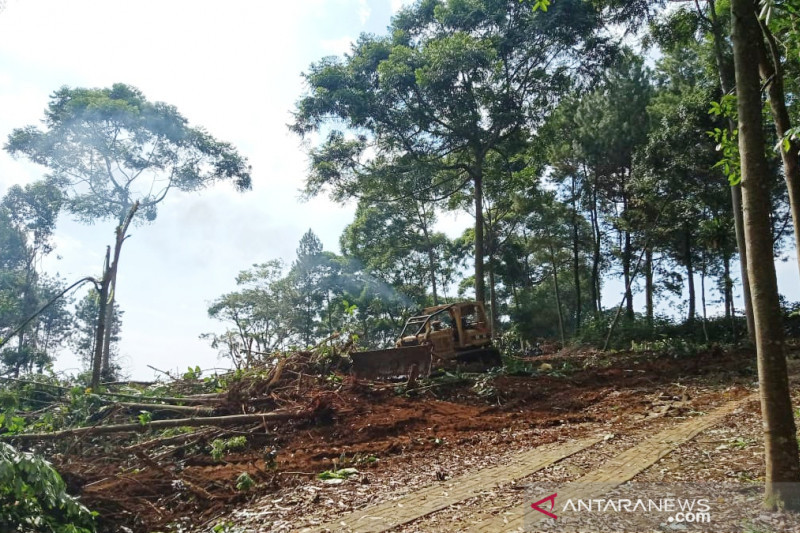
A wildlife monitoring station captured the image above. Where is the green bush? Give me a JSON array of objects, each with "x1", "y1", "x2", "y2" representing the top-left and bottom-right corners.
[{"x1": 0, "y1": 442, "x2": 95, "y2": 532}]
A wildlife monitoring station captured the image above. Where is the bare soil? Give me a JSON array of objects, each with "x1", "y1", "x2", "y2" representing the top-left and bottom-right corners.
[{"x1": 39, "y1": 344, "x2": 794, "y2": 532}]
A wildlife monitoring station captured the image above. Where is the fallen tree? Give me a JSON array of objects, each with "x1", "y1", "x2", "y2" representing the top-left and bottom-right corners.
[
  {"x1": 112, "y1": 402, "x2": 217, "y2": 416},
  {"x1": 2, "y1": 410, "x2": 311, "y2": 441}
]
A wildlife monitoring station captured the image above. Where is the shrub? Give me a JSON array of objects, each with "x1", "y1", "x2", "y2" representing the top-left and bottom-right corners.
[{"x1": 0, "y1": 442, "x2": 95, "y2": 532}]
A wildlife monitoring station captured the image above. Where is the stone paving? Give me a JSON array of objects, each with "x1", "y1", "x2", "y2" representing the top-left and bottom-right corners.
[
  {"x1": 301, "y1": 436, "x2": 603, "y2": 533},
  {"x1": 469, "y1": 393, "x2": 758, "y2": 532},
  {"x1": 298, "y1": 393, "x2": 758, "y2": 533}
]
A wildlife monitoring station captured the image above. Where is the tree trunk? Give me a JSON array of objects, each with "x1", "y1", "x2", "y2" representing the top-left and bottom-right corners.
[
  {"x1": 488, "y1": 254, "x2": 498, "y2": 338},
  {"x1": 685, "y1": 227, "x2": 696, "y2": 324},
  {"x1": 756, "y1": 25, "x2": 800, "y2": 283},
  {"x1": 548, "y1": 243, "x2": 566, "y2": 348},
  {"x1": 624, "y1": 229, "x2": 634, "y2": 320},
  {"x1": 645, "y1": 247, "x2": 654, "y2": 325},
  {"x1": 3, "y1": 410, "x2": 311, "y2": 441},
  {"x1": 700, "y1": 250, "x2": 710, "y2": 343},
  {"x1": 724, "y1": 251, "x2": 738, "y2": 340},
  {"x1": 427, "y1": 246, "x2": 439, "y2": 306},
  {"x1": 732, "y1": 0, "x2": 800, "y2": 508},
  {"x1": 101, "y1": 202, "x2": 139, "y2": 377},
  {"x1": 419, "y1": 208, "x2": 439, "y2": 306},
  {"x1": 90, "y1": 246, "x2": 111, "y2": 391},
  {"x1": 723, "y1": 252, "x2": 732, "y2": 319},
  {"x1": 590, "y1": 166, "x2": 602, "y2": 316},
  {"x1": 571, "y1": 173, "x2": 582, "y2": 333},
  {"x1": 707, "y1": 0, "x2": 755, "y2": 340},
  {"x1": 473, "y1": 159, "x2": 486, "y2": 304}
]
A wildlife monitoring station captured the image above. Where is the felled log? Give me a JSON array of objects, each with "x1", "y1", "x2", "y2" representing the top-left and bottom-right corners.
[
  {"x1": 97, "y1": 391, "x2": 225, "y2": 405},
  {"x1": 2, "y1": 410, "x2": 310, "y2": 441},
  {"x1": 113, "y1": 402, "x2": 216, "y2": 416}
]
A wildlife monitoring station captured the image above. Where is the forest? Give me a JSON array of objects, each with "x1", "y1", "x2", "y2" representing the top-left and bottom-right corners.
[{"x1": 2, "y1": 0, "x2": 800, "y2": 531}]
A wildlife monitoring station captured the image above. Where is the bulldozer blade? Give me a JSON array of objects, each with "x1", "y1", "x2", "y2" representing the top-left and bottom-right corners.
[{"x1": 350, "y1": 345, "x2": 432, "y2": 379}]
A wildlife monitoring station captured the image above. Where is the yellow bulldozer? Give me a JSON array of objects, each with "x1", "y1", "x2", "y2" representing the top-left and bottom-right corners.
[{"x1": 350, "y1": 301, "x2": 502, "y2": 379}]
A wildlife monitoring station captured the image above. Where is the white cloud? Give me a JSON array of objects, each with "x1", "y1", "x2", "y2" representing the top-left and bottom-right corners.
[
  {"x1": 358, "y1": 0, "x2": 371, "y2": 24},
  {"x1": 321, "y1": 36, "x2": 356, "y2": 56},
  {"x1": 390, "y1": 0, "x2": 412, "y2": 14}
]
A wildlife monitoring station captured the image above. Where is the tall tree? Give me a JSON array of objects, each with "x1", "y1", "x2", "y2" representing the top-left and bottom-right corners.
[
  {"x1": 572, "y1": 54, "x2": 651, "y2": 320},
  {"x1": 341, "y1": 199, "x2": 453, "y2": 307},
  {"x1": 657, "y1": 0, "x2": 756, "y2": 337},
  {"x1": 292, "y1": 0, "x2": 611, "y2": 304},
  {"x1": 731, "y1": 0, "x2": 800, "y2": 508},
  {"x1": 754, "y1": 5, "x2": 800, "y2": 284},
  {"x1": 0, "y1": 180, "x2": 66, "y2": 375},
  {"x1": 6, "y1": 83, "x2": 251, "y2": 387},
  {"x1": 290, "y1": 230, "x2": 328, "y2": 346}
]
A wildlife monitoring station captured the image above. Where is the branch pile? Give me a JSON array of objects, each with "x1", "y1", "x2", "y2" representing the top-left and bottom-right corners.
[{"x1": 0, "y1": 345, "x2": 354, "y2": 531}]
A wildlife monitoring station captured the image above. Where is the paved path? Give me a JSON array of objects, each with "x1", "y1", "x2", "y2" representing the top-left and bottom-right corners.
[
  {"x1": 301, "y1": 435, "x2": 603, "y2": 533},
  {"x1": 470, "y1": 393, "x2": 758, "y2": 532},
  {"x1": 300, "y1": 393, "x2": 757, "y2": 533}
]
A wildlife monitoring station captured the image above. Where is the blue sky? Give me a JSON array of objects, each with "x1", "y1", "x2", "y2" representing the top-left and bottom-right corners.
[{"x1": 0, "y1": 0, "x2": 797, "y2": 379}]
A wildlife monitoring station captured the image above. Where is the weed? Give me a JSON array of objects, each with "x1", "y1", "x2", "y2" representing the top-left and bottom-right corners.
[
  {"x1": 318, "y1": 467, "x2": 359, "y2": 481},
  {"x1": 182, "y1": 366, "x2": 202, "y2": 381},
  {"x1": 137, "y1": 411, "x2": 152, "y2": 426},
  {"x1": 235, "y1": 472, "x2": 255, "y2": 492},
  {"x1": 212, "y1": 522, "x2": 242, "y2": 533},
  {"x1": 730, "y1": 437, "x2": 753, "y2": 450},
  {"x1": 210, "y1": 436, "x2": 247, "y2": 462}
]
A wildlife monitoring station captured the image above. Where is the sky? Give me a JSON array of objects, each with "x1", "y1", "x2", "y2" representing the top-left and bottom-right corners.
[
  {"x1": 0, "y1": 0, "x2": 413, "y2": 379},
  {"x1": 0, "y1": 0, "x2": 798, "y2": 380}
]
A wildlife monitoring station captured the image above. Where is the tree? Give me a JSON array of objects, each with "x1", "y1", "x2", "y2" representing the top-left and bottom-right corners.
[
  {"x1": 0, "y1": 442, "x2": 95, "y2": 533},
  {"x1": 6, "y1": 83, "x2": 252, "y2": 387},
  {"x1": 0, "y1": 180, "x2": 67, "y2": 376},
  {"x1": 205, "y1": 260, "x2": 293, "y2": 367},
  {"x1": 72, "y1": 290, "x2": 122, "y2": 374},
  {"x1": 731, "y1": 0, "x2": 800, "y2": 509},
  {"x1": 341, "y1": 196, "x2": 455, "y2": 308},
  {"x1": 753, "y1": 4, "x2": 800, "y2": 284},
  {"x1": 289, "y1": 230, "x2": 329, "y2": 346},
  {"x1": 292, "y1": 0, "x2": 611, "y2": 304},
  {"x1": 636, "y1": 42, "x2": 733, "y2": 329}
]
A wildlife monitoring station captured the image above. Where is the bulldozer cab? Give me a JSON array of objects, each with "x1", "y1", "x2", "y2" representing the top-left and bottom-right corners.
[
  {"x1": 397, "y1": 302, "x2": 491, "y2": 359},
  {"x1": 351, "y1": 301, "x2": 497, "y2": 379}
]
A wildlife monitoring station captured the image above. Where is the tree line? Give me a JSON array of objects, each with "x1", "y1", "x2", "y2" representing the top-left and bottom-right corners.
[{"x1": 2, "y1": 0, "x2": 800, "y2": 509}]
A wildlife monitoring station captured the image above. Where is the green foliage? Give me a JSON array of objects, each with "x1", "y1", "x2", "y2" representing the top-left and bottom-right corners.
[
  {"x1": 212, "y1": 522, "x2": 242, "y2": 533},
  {"x1": 531, "y1": 0, "x2": 551, "y2": 11},
  {"x1": 234, "y1": 472, "x2": 255, "y2": 492},
  {"x1": 71, "y1": 290, "x2": 122, "y2": 371},
  {"x1": 294, "y1": 0, "x2": 612, "y2": 300},
  {"x1": 0, "y1": 442, "x2": 95, "y2": 532},
  {"x1": 136, "y1": 411, "x2": 152, "y2": 426},
  {"x1": 182, "y1": 366, "x2": 202, "y2": 381},
  {"x1": 708, "y1": 94, "x2": 741, "y2": 186},
  {"x1": 6, "y1": 83, "x2": 251, "y2": 225},
  {"x1": 0, "y1": 411, "x2": 27, "y2": 434},
  {"x1": 317, "y1": 467, "x2": 359, "y2": 481},
  {"x1": 210, "y1": 436, "x2": 247, "y2": 462},
  {"x1": 0, "y1": 180, "x2": 70, "y2": 375}
]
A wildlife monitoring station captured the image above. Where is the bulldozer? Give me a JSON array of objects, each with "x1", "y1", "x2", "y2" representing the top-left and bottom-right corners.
[{"x1": 350, "y1": 301, "x2": 502, "y2": 379}]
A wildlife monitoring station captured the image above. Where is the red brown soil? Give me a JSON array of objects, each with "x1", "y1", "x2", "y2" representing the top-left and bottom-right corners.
[{"x1": 47, "y1": 345, "x2": 764, "y2": 532}]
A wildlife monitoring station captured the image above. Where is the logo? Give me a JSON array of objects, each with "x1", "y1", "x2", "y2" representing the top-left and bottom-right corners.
[{"x1": 531, "y1": 493, "x2": 558, "y2": 520}]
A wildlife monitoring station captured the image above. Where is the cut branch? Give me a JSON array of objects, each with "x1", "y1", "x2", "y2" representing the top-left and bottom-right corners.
[{"x1": 3, "y1": 410, "x2": 311, "y2": 441}]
